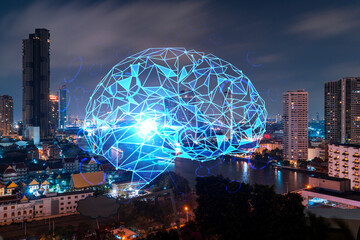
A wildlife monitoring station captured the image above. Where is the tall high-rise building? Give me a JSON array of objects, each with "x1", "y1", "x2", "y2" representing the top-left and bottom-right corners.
[
  {"x1": 59, "y1": 85, "x2": 67, "y2": 129},
  {"x1": 49, "y1": 95, "x2": 59, "y2": 136},
  {"x1": 325, "y1": 77, "x2": 360, "y2": 144},
  {"x1": 283, "y1": 90, "x2": 308, "y2": 165},
  {"x1": 22, "y1": 28, "x2": 50, "y2": 138},
  {"x1": 224, "y1": 90, "x2": 233, "y2": 140},
  {"x1": 0, "y1": 95, "x2": 14, "y2": 136}
]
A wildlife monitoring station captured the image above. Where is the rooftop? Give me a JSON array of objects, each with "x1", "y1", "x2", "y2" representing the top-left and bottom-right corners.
[
  {"x1": 310, "y1": 175, "x2": 350, "y2": 182},
  {"x1": 329, "y1": 143, "x2": 360, "y2": 149},
  {"x1": 7, "y1": 181, "x2": 18, "y2": 188},
  {"x1": 71, "y1": 171, "x2": 106, "y2": 189},
  {"x1": 304, "y1": 188, "x2": 360, "y2": 202},
  {"x1": 29, "y1": 179, "x2": 39, "y2": 185}
]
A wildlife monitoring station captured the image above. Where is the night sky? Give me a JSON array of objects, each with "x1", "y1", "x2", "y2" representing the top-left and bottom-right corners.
[{"x1": 0, "y1": 0, "x2": 359, "y2": 121}]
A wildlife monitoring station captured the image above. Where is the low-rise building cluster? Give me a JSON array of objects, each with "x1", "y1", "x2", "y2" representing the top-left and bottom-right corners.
[{"x1": 0, "y1": 190, "x2": 93, "y2": 225}]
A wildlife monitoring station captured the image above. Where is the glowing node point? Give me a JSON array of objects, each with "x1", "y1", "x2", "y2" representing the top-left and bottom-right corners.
[{"x1": 84, "y1": 47, "x2": 267, "y2": 190}]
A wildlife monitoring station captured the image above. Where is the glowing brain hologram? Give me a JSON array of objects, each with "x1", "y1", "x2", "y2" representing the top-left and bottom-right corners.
[{"x1": 84, "y1": 47, "x2": 267, "y2": 189}]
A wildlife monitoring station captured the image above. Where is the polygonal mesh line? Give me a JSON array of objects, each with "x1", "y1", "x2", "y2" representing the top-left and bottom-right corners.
[{"x1": 85, "y1": 47, "x2": 267, "y2": 189}]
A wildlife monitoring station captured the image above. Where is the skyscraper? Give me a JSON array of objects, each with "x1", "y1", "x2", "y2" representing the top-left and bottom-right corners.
[
  {"x1": 22, "y1": 28, "x2": 50, "y2": 138},
  {"x1": 283, "y1": 90, "x2": 308, "y2": 165},
  {"x1": 224, "y1": 90, "x2": 233, "y2": 140},
  {"x1": 49, "y1": 95, "x2": 59, "y2": 136},
  {"x1": 325, "y1": 77, "x2": 360, "y2": 144},
  {"x1": 0, "y1": 95, "x2": 14, "y2": 136},
  {"x1": 59, "y1": 85, "x2": 67, "y2": 129}
]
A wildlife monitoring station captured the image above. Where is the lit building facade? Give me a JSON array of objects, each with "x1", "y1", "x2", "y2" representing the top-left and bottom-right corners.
[
  {"x1": 283, "y1": 90, "x2": 308, "y2": 164},
  {"x1": 22, "y1": 28, "x2": 50, "y2": 138},
  {"x1": 325, "y1": 77, "x2": 360, "y2": 144},
  {"x1": 308, "y1": 147, "x2": 326, "y2": 160},
  {"x1": 59, "y1": 85, "x2": 67, "y2": 129},
  {"x1": 254, "y1": 141, "x2": 282, "y2": 154},
  {"x1": 0, "y1": 191, "x2": 93, "y2": 225},
  {"x1": 49, "y1": 95, "x2": 59, "y2": 136},
  {"x1": 328, "y1": 143, "x2": 360, "y2": 190},
  {"x1": 0, "y1": 95, "x2": 13, "y2": 136}
]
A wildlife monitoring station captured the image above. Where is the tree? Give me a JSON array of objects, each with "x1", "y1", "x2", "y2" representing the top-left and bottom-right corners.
[
  {"x1": 306, "y1": 212, "x2": 330, "y2": 240},
  {"x1": 139, "y1": 229, "x2": 178, "y2": 240},
  {"x1": 269, "y1": 148, "x2": 283, "y2": 161},
  {"x1": 76, "y1": 222, "x2": 93, "y2": 239},
  {"x1": 194, "y1": 176, "x2": 306, "y2": 240},
  {"x1": 148, "y1": 171, "x2": 191, "y2": 196}
]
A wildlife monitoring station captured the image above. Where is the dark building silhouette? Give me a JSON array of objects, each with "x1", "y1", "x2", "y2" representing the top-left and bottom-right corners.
[
  {"x1": 0, "y1": 95, "x2": 14, "y2": 136},
  {"x1": 22, "y1": 28, "x2": 50, "y2": 138},
  {"x1": 59, "y1": 84, "x2": 67, "y2": 129},
  {"x1": 17, "y1": 121, "x2": 23, "y2": 135},
  {"x1": 325, "y1": 77, "x2": 360, "y2": 144}
]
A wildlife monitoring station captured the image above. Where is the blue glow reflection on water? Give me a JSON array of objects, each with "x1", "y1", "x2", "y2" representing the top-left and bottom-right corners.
[{"x1": 172, "y1": 158, "x2": 309, "y2": 194}]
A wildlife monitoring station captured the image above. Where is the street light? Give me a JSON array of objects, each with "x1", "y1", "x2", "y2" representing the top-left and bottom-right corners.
[{"x1": 184, "y1": 206, "x2": 189, "y2": 223}]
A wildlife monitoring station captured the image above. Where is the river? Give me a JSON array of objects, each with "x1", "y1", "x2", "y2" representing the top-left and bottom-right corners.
[
  {"x1": 170, "y1": 158, "x2": 310, "y2": 194},
  {"x1": 79, "y1": 138, "x2": 310, "y2": 194}
]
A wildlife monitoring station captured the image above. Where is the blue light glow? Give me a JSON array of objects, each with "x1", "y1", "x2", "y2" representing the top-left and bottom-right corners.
[
  {"x1": 138, "y1": 118, "x2": 157, "y2": 136},
  {"x1": 85, "y1": 47, "x2": 267, "y2": 189}
]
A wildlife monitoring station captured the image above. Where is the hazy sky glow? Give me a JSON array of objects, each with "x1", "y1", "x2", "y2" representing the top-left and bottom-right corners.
[{"x1": 0, "y1": 0, "x2": 359, "y2": 121}]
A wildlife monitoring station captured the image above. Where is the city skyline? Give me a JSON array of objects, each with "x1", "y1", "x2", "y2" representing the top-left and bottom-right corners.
[
  {"x1": 0, "y1": 0, "x2": 359, "y2": 121},
  {"x1": 1, "y1": 1, "x2": 360, "y2": 239}
]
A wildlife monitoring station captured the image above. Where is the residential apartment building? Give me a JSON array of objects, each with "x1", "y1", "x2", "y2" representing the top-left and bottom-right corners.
[
  {"x1": 328, "y1": 143, "x2": 360, "y2": 190},
  {"x1": 49, "y1": 95, "x2": 59, "y2": 136},
  {"x1": 62, "y1": 158, "x2": 79, "y2": 173},
  {"x1": 325, "y1": 77, "x2": 360, "y2": 144},
  {"x1": 0, "y1": 95, "x2": 14, "y2": 136},
  {"x1": 283, "y1": 90, "x2": 309, "y2": 165}
]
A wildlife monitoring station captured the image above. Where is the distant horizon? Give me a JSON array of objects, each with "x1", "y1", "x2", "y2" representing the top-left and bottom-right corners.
[{"x1": 0, "y1": 0, "x2": 359, "y2": 121}]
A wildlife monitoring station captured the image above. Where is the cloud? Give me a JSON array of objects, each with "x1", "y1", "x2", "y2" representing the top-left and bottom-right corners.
[
  {"x1": 257, "y1": 53, "x2": 282, "y2": 64},
  {"x1": 287, "y1": 6, "x2": 360, "y2": 39},
  {"x1": 322, "y1": 62, "x2": 360, "y2": 79},
  {"x1": 0, "y1": 0, "x2": 211, "y2": 77}
]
